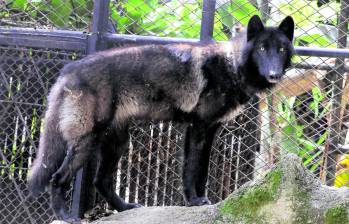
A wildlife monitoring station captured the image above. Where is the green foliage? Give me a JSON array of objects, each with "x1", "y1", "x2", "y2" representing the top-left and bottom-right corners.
[
  {"x1": 1, "y1": 0, "x2": 344, "y2": 45},
  {"x1": 278, "y1": 0, "x2": 338, "y2": 47},
  {"x1": 47, "y1": 0, "x2": 73, "y2": 27},
  {"x1": 110, "y1": 0, "x2": 203, "y2": 38},
  {"x1": 276, "y1": 87, "x2": 330, "y2": 171},
  {"x1": 1, "y1": 0, "x2": 93, "y2": 29},
  {"x1": 215, "y1": 0, "x2": 260, "y2": 40},
  {"x1": 10, "y1": 0, "x2": 27, "y2": 10}
]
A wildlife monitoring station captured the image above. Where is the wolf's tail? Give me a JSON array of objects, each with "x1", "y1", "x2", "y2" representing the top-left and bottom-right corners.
[{"x1": 27, "y1": 81, "x2": 67, "y2": 196}]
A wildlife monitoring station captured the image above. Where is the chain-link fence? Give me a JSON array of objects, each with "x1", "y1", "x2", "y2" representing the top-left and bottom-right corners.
[
  {"x1": 1, "y1": 0, "x2": 349, "y2": 223},
  {"x1": 0, "y1": 45, "x2": 85, "y2": 223},
  {"x1": 0, "y1": 0, "x2": 93, "y2": 30}
]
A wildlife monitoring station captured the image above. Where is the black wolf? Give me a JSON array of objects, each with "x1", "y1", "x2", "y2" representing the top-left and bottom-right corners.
[{"x1": 28, "y1": 15, "x2": 294, "y2": 220}]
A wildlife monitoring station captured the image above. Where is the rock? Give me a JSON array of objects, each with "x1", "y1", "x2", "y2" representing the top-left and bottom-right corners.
[
  {"x1": 92, "y1": 206, "x2": 217, "y2": 224},
  {"x1": 91, "y1": 154, "x2": 349, "y2": 224},
  {"x1": 51, "y1": 220, "x2": 88, "y2": 224},
  {"x1": 51, "y1": 221, "x2": 71, "y2": 224}
]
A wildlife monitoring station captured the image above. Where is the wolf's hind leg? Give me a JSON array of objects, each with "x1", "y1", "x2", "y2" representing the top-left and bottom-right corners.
[
  {"x1": 94, "y1": 127, "x2": 142, "y2": 212},
  {"x1": 51, "y1": 89, "x2": 98, "y2": 188},
  {"x1": 49, "y1": 133, "x2": 96, "y2": 221},
  {"x1": 50, "y1": 133, "x2": 95, "y2": 188},
  {"x1": 50, "y1": 181, "x2": 77, "y2": 221}
]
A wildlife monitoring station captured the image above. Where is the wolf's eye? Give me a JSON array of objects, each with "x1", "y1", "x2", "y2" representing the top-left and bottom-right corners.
[
  {"x1": 279, "y1": 47, "x2": 284, "y2": 52},
  {"x1": 260, "y1": 46, "x2": 265, "y2": 51}
]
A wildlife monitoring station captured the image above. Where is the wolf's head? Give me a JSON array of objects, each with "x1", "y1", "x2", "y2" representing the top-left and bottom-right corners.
[{"x1": 243, "y1": 15, "x2": 294, "y2": 85}]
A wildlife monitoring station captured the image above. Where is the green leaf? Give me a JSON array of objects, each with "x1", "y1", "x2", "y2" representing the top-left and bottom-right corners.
[
  {"x1": 47, "y1": 0, "x2": 73, "y2": 27},
  {"x1": 303, "y1": 150, "x2": 322, "y2": 167},
  {"x1": 319, "y1": 102, "x2": 331, "y2": 118},
  {"x1": 316, "y1": 131, "x2": 328, "y2": 145},
  {"x1": 297, "y1": 33, "x2": 332, "y2": 47},
  {"x1": 282, "y1": 125, "x2": 296, "y2": 136},
  {"x1": 11, "y1": 0, "x2": 27, "y2": 10},
  {"x1": 310, "y1": 101, "x2": 319, "y2": 118},
  {"x1": 295, "y1": 125, "x2": 304, "y2": 138},
  {"x1": 287, "y1": 96, "x2": 296, "y2": 112},
  {"x1": 217, "y1": 0, "x2": 259, "y2": 26},
  {"x1": 312, "y1": 86, "x2": 324, "y2": 102},
  {"x1": 317, "y1": 2, "x2": 339, "y2": 25},
  {"x1": 217, "y1": 8, "x2": 234, "y2": 28},
  {"x1": 298, "y1": 138, "x2": 317, "y2": 151},
  {"x1": 72, "y1": 0, "x2": 92, "y2": 17},
  {"x1": 280, "y1": 135, "x2": 301, "y2": 153},
  {"x1": 309, "y1": 159, "x2": 322, "y2": 171}
]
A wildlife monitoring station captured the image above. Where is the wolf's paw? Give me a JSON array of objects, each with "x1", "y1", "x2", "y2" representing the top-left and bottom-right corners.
[
  {"x1": 62, "y1": 217, "x2": 81, "y2": 224},
  {"x1": 64, "y1": 218, "x2": 81, "y2": 224},
  {"x1": 50, "y1": 219, "x2": 80, "y2": 224},
  {"x1": 52, "y1": 211, "x2": 81, "y2": 224},
  {"x1": 50, "y1": 172, "x2": 61, "y2": 187},
  {"x1": 120, "y1": 202, "x2": 143, "y2": 211},
  {"x1": 187, "y1": 197, "x2": 211, "y2": 206}
]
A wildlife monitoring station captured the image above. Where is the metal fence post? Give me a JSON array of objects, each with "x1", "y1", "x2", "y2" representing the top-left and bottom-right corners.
[
  {"x1": 71, "y1": 0, "x2": 111, "y2": 219},
  {"x1": 260, "y1": 0, "x2": 270, "y2": 23},
  {"x1": 325, "y1": 0, "x2": 349, "y2": 185},
  {"x1": 88, "y1": 0, "x2": 110, "y2": 53},
  {"x1": 200, "y1": 0, "x2": 216, "y2": 42}
]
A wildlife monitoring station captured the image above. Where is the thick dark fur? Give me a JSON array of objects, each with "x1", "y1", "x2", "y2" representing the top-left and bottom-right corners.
[{"x1": 28, "y1": 15, "x2": 294, "y2": 220}]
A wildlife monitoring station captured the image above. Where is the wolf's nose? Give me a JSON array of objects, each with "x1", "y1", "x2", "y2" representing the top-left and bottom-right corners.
[
  {"x1": 266, "y1": 73, "x2": 282, "y2": 83},
  {"x1": 268, "y1": 74, "x2": 280, "y2": 80},
  {"x1": 268, "y1": 71, "x2": 282, "y2": 79}
]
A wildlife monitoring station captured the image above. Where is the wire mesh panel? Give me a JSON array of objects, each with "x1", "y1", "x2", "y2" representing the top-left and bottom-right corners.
[
  {"x1": 0, "y1": 45, "x2": 85, "y2": 224},
  {"x1": 208, "y1": 97, "x2": 261, "y2": 202},
  {"x1": 112, "y1": 99, "x2": 260, "y2": 207},
  {"x1": 115, "y1": 121, "x2": 185, "y2": 206},
  {"x1": 251, "y1": 0, "x2": 349, "y2": 187},
  {"x1": 0, "y1": 0, "x2": 93, "y2": 30},
  {"x1": 109, "y1": 0, "x2": 203, "y2": 38}
]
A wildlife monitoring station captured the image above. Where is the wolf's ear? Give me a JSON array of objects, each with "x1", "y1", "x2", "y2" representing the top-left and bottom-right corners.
[
  {"x1": 278, "y1": 16, "x2": 294, "y2": 41},
  {"x1": 247, "y1": 15, "x2": 264, "y2": 41}
]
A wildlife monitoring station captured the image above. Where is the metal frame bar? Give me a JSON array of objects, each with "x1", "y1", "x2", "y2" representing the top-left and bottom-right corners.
[
  {"x1": 295, "y1": 46, "x2": 349, "y2": 58},
  {"x1": 2, "y1": 28, "x2": 349, "y2": 59},
  {"x1": 295, "y1": 63, "x2": 349, "y2": 72},
  {"x1": 200, "y1": 0, "x2": 216, "y2": 41},
  {"x1": 0, "y1": 28, "x2": 87, "y2": 51},
  {"x1": 87, "y1": 0, "x2": 110, "y2": 53},
  {"x1": 325, "y1": 0, "x2": 349, "y2": 186},
  {"x1": 103, "y1": 33, "x2": 199, "y2": 45}
]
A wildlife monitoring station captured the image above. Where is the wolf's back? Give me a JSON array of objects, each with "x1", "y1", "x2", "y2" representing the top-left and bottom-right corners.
[{"x1": 27, "y1": 78, "x2": 67, "y2": 195}]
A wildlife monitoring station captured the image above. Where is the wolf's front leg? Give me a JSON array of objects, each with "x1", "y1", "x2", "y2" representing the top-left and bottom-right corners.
[
  {"x1": 94, "y1": 126, "x2": 142, "y2": 212},
  {"x1": 182, "y1": 122, "x2": 220, "y2": 206}
]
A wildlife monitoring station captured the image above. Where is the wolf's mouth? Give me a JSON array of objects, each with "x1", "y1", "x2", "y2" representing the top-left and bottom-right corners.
[{"x1": 266, "y1": 77, "x2": 281, "y2": 83}]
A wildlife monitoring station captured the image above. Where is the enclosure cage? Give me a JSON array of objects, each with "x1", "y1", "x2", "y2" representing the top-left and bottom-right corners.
[{"x1": 1, "y1": 0, "x2": 349, "y2": 223}]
